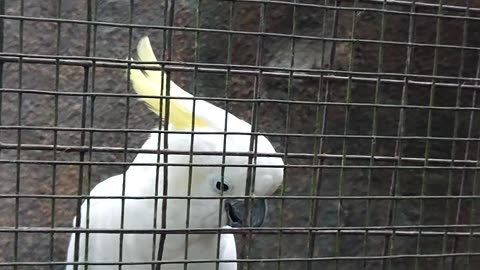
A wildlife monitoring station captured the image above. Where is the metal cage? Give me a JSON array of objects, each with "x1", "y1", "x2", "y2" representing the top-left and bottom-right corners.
[{"x1": 1, "y1": 0, "x2": 480, "y2": 270}]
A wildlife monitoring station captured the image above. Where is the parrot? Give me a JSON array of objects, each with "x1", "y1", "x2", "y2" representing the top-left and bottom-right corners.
[{"x1": 65, "y1": 36, "x2": 284, "y2": 270}]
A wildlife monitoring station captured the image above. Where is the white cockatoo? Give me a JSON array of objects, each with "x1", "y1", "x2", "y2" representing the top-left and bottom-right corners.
[{"x1": 65, "y1": 36, "x2": 284, "y2": 270}]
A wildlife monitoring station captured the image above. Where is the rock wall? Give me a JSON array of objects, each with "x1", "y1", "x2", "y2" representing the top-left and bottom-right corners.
[{"x1": 1, "y1": 0, "x2": 479, "y2": 269}]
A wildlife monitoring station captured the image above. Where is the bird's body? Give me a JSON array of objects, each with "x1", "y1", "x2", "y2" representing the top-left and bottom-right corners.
[
  {"x1": 66, "y1": 131, "x2": 242, "y2": 270},
  {"x1": 66, "y1": 36, "x2": 283, "y2": 270}
]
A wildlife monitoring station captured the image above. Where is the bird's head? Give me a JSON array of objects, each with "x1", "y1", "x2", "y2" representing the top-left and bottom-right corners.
[{"x1": 165, "y1": 130, "x2": 284, "y2": 229}]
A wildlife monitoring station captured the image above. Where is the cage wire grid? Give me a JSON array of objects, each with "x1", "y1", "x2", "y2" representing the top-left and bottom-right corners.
[{"x1": 0, "y1": 0, "x2": 480, "y2": 270}]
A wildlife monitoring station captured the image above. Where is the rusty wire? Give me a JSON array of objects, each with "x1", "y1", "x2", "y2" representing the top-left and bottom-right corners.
[{"x1": 1, "y1": 0, "x2": 480, "y2": 270}]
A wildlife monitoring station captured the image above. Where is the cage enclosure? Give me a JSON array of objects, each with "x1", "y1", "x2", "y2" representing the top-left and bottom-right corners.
[{"x1": 1, "y1": 0, "x2": 480, "y2": 270}]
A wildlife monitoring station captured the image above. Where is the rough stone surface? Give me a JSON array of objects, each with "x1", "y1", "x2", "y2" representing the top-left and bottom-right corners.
[{"x1": 1, "y1": 1, "x2": 480, "y2": 270}]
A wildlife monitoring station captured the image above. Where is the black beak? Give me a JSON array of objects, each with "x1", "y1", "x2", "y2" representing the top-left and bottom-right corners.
[{"x1": 224, "y1": 199, "x2": 267, "y2": 228}]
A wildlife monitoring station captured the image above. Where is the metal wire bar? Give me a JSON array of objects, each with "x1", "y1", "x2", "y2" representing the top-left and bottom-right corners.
[
  {"x1": 0, "y1": 0, "x2": 6, "y2": 264},
  {"x1": 278, "y1": 1, "x2": 297, "y2": 270},
  {"x1": 13, "y1": 1, "x2": 24, "y2": 270},
  {"x1": 72, "y1": 2, "x2": 93, "y2": 270},
  {"x1": 226, "y1": 0, "x2": 480, "y2": 15},
  {"x1": 214, "y1": 2, "x2": 237, "y2": 270},
  {"x1": 4, "y1": 1, "x2": 480, "y2": 24},
  {"x1": 183, "y1": 0, "x2": 202, "y2": 268},
  {"x1": 359, "y1": 0, "x2": 479, "y2": 13},
  {"x1": 155, "y1": 2, "x2": 176, "y2": 269},
  {"x1": 0, "y1": 0, "x2": 3, "y2": 146},
  {"x1": 49, "y1": 1, "x2": 62, "y2": 269},
  {"x1": 83, "y1": 3, "x2": 101, "y2": 270},
  {"x1": 7, "y1": 129, "x2": 480, "y2": 144},
  {"x1": 8, "y1": 159, "x2": 480, "y2": 170},
  {"x1": 466, "y1": 50, "x2": 480, "y2": 270},
  {"x1": 445, "y1": 2, "x2": 470, "y2": 269},
  {"x1": 416, "y1": 1, "x2": 441, "y2": 269},
  {"x1": 2, "y1": 223, "x2": 480, "y2": 233},
  {"x1": 3, "y1": 226, "x2": 480, "y2": 236},
  {"x1": 383, "y1": 1, "x2": 416, "y2": 268},
  {"x1": 307, "y1": 1, "x2": 340, "y2": 268},
  {"x1": 336, "y1": 0, "x2": 360, "y2": 268},
  {"x1": 5, "y1": 90, "x2": 480, "y2": 112},
  {"x1": 2, "y1": 252, "x2": 480, "y2": 267},
  {"x1": 0, "y1": 15, "x2": 478, "y2": 53},
  {"x1": 5, "y1": 55, "x2": 480, "y2": 87},
  {"x1": 117, "y1": 2, "x2": 133, "y2": 270},
  {"x1": 3, "y1": 194, "x2": 480, "y2": 200},
  {"x1": 364, "y1": 0, "x2": 388, "y2": 267},
  {"x1": 240, "y1": 2, "x2": 265, "y2": 269},
  {"x1": 1, "y1": 0, "x2": 479, "y2": 269},
  {"x1": 8, "y1": 141, "x2": 480, "y2": 166}
]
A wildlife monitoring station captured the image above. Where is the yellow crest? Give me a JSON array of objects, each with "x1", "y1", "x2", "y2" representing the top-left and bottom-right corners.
[{"x1": 128, "y1": 37, "x2": 208, "y2": 130}]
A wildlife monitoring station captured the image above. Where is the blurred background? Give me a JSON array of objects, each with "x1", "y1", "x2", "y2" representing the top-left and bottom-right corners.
[{"x1": 1, "y1": 0, "x2": 480, "y2": 269}]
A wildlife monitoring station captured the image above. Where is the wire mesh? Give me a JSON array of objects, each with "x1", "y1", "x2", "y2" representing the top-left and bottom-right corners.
[{"x1": 0, "y1": 0, "x2": 480, "y2": 270}]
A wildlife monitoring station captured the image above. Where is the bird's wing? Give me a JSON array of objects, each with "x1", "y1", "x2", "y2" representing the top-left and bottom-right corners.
[
  {"x1": 66, "y1": 133, "x2": 171, "y2": 269},
  {"x1": 66, "y1": 174, "x2": 125, "y2": 270},
  {"x1": 219, "y1": 226, "x2": 237, "y2": 270}
]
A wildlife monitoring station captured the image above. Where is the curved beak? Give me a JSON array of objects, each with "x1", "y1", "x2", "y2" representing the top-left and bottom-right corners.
[{"x1": 224, "y1": 199, "x2": 267, "y2": 228}]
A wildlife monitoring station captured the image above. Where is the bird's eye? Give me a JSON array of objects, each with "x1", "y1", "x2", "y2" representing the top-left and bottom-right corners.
[
  {"x1": 210, "y1": 176, "x2": 233, "y2": 194},
  {"x1": 215, "y1": 181, "x2": 230, "y2": 192}
]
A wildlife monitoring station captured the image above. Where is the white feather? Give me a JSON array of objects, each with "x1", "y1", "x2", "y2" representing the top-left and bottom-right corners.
[
  {"x1": 219, "y1": 226, "x2": 237, "y2": 270},
  {"x1": 66, "y1": 130, "x2": 283, "y2": 270}
]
